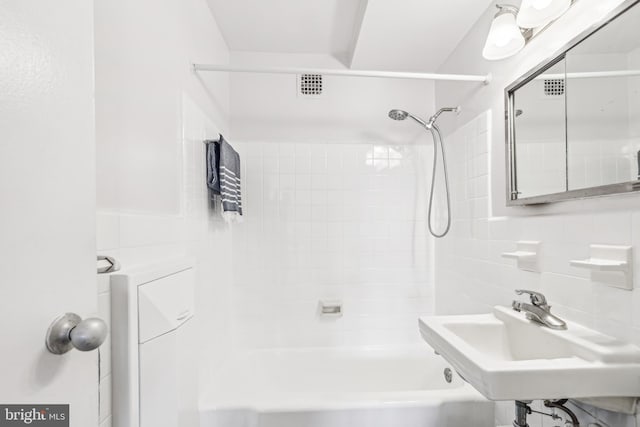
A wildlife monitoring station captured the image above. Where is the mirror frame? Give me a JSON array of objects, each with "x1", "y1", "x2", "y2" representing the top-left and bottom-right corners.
[{"x1": 505, "y1": 0, "x2": 640, "y2": 206}]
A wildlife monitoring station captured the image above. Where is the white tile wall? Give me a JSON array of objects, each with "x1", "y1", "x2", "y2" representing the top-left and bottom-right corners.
[
  {"x1": 436, "y1": 111, "x2": 640, "y2": 426},
  {"x1": 231, "y1": 140, "x2": 434, "y2": 349}
]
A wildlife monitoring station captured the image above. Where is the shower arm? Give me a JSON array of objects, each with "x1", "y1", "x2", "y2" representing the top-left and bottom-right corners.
[
  {"x1": 428, "y1": 107, "x2": 462, "y2": 126},
  {"x1": 406, "y1": 113, "x2": 429, "y2": 128}
]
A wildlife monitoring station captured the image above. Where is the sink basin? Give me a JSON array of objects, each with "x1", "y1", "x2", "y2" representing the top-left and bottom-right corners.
[{"x1": 419, "y1": 306, "x2": 640, "y2": 401}]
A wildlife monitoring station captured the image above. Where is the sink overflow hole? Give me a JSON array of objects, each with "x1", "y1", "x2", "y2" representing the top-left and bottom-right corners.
[{"x1": 443, "y1": 368, "x2": 453, "y2": 383}]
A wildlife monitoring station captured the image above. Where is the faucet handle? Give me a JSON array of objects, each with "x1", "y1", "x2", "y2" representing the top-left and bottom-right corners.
[{"x1": 515, "y1": 289, "x2": 547, "y2": 307}]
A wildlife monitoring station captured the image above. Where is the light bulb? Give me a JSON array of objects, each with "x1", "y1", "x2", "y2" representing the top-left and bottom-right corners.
[
  {"x1": 517, "y1": 0, "x2": 571, "y2": 28},
  {"x1": 483, "y1": 11, "x2": 525, "y2": 61},
  {"x1": 532, "y1": 0, "x2": 553, "y2": 10}
]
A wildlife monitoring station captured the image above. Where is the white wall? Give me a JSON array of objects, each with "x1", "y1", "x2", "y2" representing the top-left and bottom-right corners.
[
  {"x1": 228, "y1": 51, "x2": 438, "y2": 349},
  {"x1": 94, "y1": 0, "x2": 232, "y2": 425},
  {"x1": 435, "y1": 0, "x2": 640, "y2": 425},
  {"x1": 95, "y1": 0, "x2": 230, "y2": 214},
  {"x1": 230, "y1": 52, "x2": 435, "y2": 142}
]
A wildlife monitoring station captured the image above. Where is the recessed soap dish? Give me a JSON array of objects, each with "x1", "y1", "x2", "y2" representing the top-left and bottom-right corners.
[
  {"x1": 502, "y1": 251, "x2": 536, "y2": 261},
  {"x1": 570, "y1": 244, "x2": 633, "y2": 290},
  {"x1": 569, "y1": 259, "x2": 627, "y2": 271}
]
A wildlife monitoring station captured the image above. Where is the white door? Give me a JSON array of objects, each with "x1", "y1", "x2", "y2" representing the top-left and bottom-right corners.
[{"x1": 0, "y1": 1, "x2": 99, "y2": 426}]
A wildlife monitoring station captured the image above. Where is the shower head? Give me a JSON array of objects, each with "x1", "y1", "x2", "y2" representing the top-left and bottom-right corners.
[
  {"x1": 389, "y1": 107, "x2": 461, "y2": 129},
  {"x1": 388, "y1": 110, "x2": 409, "y2": 121},
  {"x1": 388, "y1": 109, "x2": 429, "y2": 127}
]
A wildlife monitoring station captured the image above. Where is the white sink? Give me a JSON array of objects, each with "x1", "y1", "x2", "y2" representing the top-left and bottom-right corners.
[{"x1": 419, "y1": 306, "x2": 640, "y2": 401}]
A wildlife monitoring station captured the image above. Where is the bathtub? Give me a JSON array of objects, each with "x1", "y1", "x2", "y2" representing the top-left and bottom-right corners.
[{"x1": 199, "y1": 344, "x2": 494, "y2": 427}]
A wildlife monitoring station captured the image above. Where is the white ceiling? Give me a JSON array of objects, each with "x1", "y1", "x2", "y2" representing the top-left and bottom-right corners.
[
  {"x1": 206, "y1": 0, "x2": 364, "y2": 57},
  {"x1": 206, "y1": 0, "x2": 494, "y2": 71},
  {"x1": 350, "y1": 0, "x2": 495, "y2": 71}
]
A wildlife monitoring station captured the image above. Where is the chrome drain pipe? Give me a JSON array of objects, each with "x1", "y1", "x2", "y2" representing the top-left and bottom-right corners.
[
  {"x1": 513, "y1": 401, "x2": 532, "y2": 427},
  {"x1": 544, "y1": 399, "x2": 580, "y2": 427}
]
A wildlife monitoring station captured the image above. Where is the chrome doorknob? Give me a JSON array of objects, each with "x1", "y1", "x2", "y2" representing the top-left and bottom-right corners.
[{"x1": 45, "y1": 313, "x2": 108, "y2": 355}]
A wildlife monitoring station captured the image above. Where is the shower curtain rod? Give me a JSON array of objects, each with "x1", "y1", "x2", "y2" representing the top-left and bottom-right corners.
[
  {"x1": 536, "y1": 69, "x2": 640, "y2": 80},
  {"x1": 193, "y1": 63, "x2": 492, "y2": 84}
]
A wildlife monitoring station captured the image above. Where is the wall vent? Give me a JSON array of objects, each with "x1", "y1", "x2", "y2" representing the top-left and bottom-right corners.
[
  {"x1": 299, "y1": 74, "x2": 323, "y2": 97},
  {"x1": 544, "y1": 78, "x2": 565, "y2": 96}
]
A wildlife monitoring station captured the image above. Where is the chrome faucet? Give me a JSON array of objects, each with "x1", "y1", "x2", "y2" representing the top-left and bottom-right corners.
[{"x1": 512, "y1": 290, "x2": 567, "y2": 330}]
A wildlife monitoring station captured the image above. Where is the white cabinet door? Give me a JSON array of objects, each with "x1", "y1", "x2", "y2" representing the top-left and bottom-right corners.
[
  {"x1": 0, "y1": 1, "x2": 99, "y2": 426},
  {"x1": 139, "y1": 320, "x2": 198, "y2": 427}
]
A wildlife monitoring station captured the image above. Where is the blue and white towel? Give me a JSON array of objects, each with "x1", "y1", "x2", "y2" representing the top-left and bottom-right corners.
[
  {"x1": 205, "y1": 139, "x2": 221, "y2": 195},
  {"x1": 205, "y1": 135, "x2": 243, "y2": 222}
]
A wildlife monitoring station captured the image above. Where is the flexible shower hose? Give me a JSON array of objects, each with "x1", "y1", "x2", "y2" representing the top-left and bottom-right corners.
[{"x1": 427, "y1": 124, "x2": 452, "y2": 238}]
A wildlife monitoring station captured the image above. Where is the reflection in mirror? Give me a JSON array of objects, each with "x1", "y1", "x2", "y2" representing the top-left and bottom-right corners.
[
  {"x1": 513, "y1": 60, "x2": 567, "y2": 198},
  {"x1": 565, "y1": 4, "x2": 640, "y2": 190}
]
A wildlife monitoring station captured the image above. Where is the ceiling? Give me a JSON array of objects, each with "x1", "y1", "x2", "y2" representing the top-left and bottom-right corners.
[
  {"x1": 350, "y1": 0, "x2": 494, "y2": 71},
  {"x1": 205, "y1": 0, "x2": 364, "y2": 57},
  {"x1": 206, "y1": 0, "x2": 494, "y2": 71}
]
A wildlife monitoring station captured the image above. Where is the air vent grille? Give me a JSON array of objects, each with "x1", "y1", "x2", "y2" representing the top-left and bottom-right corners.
[
  {"x1": 299, "y1": 74, "x2": 323, "y2": 96},
  {"x1": 544, "y1": 78, "x2": 565, "y2": 96}
]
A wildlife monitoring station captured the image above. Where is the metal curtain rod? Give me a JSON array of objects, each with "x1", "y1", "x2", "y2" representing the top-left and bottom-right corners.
[
  {"x1": 193, "y1": 63, "x2": 492, "y2": 84},
  {"x1": 536, "y1": 70, "x2": 640, "y2": 80}
]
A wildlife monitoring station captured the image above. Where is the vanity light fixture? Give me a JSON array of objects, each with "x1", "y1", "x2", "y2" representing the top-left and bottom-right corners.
[
  {"x1": 482, "y1": 5, "x2": 528, "y2": 61},
  {"x1": 517, "y1": 0, "x2": 571, "y2": 29},
  {"x1": 483, "y1": 1, "x2": 574, "y2": 61}
]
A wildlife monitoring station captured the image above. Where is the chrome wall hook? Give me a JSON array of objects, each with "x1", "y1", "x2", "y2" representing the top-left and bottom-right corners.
[{"x1": 97, "y1": 255, "x2": 120, "y2": 274}]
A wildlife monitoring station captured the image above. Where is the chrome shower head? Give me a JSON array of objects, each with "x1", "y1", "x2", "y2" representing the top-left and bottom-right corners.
[
  {"x1": 388, "y1": 109, "x2": 429, "y2": 127},
  {"x1": 388, "y1": 110, "x2": 409, "y2": 121}
]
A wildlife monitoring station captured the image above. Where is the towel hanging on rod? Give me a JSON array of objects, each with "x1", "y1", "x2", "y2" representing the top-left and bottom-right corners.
[{"x1": 205, "y1": 135, "x2": 243, "y2": 222}]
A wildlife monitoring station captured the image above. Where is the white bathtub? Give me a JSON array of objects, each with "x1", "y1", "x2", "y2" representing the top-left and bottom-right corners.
[{"x1": 199, "y1": 344, "x2": 494, "y2": 427}]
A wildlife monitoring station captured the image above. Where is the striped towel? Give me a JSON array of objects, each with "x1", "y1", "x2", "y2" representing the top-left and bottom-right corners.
[
  {"x1": 205, "y1": 139, "x2": 221, "y2": 196},
  {"x1": 206, "y1": 135, "x2": 242, "y2": 221}
]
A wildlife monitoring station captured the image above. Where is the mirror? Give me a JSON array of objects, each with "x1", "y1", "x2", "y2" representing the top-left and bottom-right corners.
[
  {"x1": 506, "y1": 0, "x2": 640, "y2": 205},
  {"x1": 512, "y1": 59, "x2": 567, "y2": 199}
]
